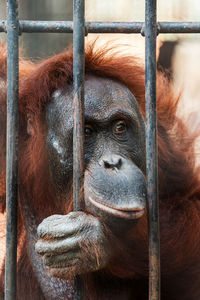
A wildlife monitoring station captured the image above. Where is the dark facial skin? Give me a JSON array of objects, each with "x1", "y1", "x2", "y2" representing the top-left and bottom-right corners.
[{"x1": 35, "y1": 75, "x2": 147, "y2": 281}]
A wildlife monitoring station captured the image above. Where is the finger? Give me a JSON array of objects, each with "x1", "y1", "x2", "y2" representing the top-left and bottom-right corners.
[
  {"x1": 37, "y1": 212, "x2": 90, "y2": 239},
  {"x1": 43, "y1": 250, "x2": 79, "y2": 268},
  {"x1": 47, "y1": 262, "x2": 80, "y2": 280},
  {"x1": 35, "y1": 235, "x2": 80, "y2": 255}
]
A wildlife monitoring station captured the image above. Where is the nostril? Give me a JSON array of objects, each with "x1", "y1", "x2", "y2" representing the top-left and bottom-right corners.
[
  {"x1": 103, "y1": 157, "x2": 122, "y2": 170},
  {"x1": 104, "y1": 161, "x2": 111, "y2": 169},
  {"x1": 117, "y1": 158, "x2": 122, "y2": 169}
]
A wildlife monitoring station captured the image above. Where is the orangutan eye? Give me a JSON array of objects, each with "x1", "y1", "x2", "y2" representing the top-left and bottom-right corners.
[
  {"x1": 113, "y1": 120, "x2": 127, "y2": 135},
  {"x1": 85, "y1": 125, "x2": 94, "y2": 138}
]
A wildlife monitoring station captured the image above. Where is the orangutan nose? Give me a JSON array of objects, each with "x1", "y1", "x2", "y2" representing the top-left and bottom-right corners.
[{"x1": 101, "y1": 155, "x2": 123, "y2": 170}]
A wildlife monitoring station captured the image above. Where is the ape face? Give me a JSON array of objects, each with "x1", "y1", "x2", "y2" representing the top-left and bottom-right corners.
[{"x1": 46, "y1": 75, "x2": 146, "y2": 226}]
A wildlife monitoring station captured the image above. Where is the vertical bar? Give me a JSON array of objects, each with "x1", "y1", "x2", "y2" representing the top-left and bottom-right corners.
[
  {"x1": 5, "y1": 0, "x2": 19, "y2": 300},
  {"x1": 145, "y1": 1, "x2": 160, "y2": 300},
  {"x1": 73, "y1": 0, "x2": 85, "y2": 211},
  {"x1": 73, "y1": 0, "x2": 85, "y2": 299}
]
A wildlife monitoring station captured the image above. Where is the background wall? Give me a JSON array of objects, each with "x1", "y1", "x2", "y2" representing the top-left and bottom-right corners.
[{"x1": 0, "y1": 0, "x2": 73, "y2": 59}]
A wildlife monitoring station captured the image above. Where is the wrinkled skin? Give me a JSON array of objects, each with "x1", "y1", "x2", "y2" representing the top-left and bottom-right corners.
[
  {"x1": 35, "y1": 75, "x2": 147, "y2": 284},
  {"x1": 36, "y1": 212, "x2": 110, "y2": 279}
]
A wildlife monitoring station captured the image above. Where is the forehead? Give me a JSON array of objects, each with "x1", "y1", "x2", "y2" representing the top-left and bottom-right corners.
[
  {"x1": 83, "y1": 75, "x2": 138, "y2": 117},
  {"x1": 48, "y1": 75, "x2": 140, "y2": 126}
]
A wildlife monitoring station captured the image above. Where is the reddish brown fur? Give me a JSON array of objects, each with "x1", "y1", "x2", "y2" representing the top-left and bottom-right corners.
[{"x1": 0, "y1": 42, "x2": 200, "y2": 299}]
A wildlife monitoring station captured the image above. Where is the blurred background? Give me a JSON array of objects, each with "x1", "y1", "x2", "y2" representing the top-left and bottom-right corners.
[{"x1": 0, "y1": 0, "x2": 200, "y2": 124}]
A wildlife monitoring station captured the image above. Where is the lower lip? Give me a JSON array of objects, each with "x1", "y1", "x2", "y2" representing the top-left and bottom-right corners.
[{"x1": 88, "y1": 196, "x2": 145, "y2": 220}]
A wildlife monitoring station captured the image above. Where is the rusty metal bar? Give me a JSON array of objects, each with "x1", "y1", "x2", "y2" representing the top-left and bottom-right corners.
[
  {"x1": 158, "y1": 22, "x2": 200, "y2": 33},
  {"x1": 5, "y1": 0, "x2": 19, "y2": 300},
  {"x1": 73, "y1": 0, "x2": 85, "y2": 216},
  {"x1": 73, "y1": 0, "x2": 85, "y2": 299},
  {"x1": 1, "y1": 20, "x2": 200, "y2": 34},
  {"x1": 145, "y1": 0, "x2": 160, "y2": 300}
]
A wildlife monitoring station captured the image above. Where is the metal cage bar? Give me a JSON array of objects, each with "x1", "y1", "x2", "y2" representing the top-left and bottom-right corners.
[
  {"x1": 1, "y1": 21, "x2": 200, "y2": 34},
  {"x1": 73, "y1": 0, "x2": 85, "y2": 299},
  {"x1": 5, "y1": 0, "x2": 19, "y2": 300},
  {"x1": 145, "y1": 1, "x2": 160, "y2": 300}
]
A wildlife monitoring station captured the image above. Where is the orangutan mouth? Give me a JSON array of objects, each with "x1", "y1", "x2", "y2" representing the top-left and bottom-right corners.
[{"x1": 88, "y1": 196, "x2": 145, "y2": 220}]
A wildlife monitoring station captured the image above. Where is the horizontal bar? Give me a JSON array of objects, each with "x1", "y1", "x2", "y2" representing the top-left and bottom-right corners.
[
  {"x1": 1, "y1": 21, "x2": 200, "y2": 34},
  {"x1": 159, "y1": 22, "x2": 200, "y2": 33},
  {"x1": 87, "y1": 21, "x2": 143, "y2": 33}
]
